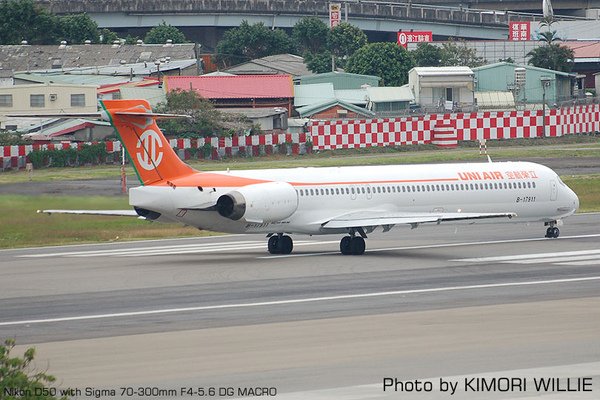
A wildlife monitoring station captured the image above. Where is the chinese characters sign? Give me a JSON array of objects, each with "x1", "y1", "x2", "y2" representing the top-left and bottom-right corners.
[
  {"x1": 397, "y1": 31, "x2": 433, "y2": 48},
  {"x1": 509, "y1": 22, "x2": 530, "y2": 41},
  {"x1": 329, "y1": 3, "x2": 342, "y2": 28}
]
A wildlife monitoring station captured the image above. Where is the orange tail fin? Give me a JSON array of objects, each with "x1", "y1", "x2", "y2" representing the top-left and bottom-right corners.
[{"x1": 101, "y1": 99, "x2": 195, "y2": 185}]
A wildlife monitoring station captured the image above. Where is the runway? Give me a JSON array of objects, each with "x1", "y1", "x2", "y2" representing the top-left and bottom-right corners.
[{"x1": 1, "y1": 214, "x2": 599, "y2": 399}]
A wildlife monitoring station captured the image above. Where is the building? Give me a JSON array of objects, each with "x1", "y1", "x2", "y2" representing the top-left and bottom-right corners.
[
  {"x1": 223, "y1": 54, "x2": 312, "y2": 77},
  {"x1": 0, "y1": 83, "x2": 97, "y2": 130},
  {"x1": 0, "y1": 43, "x2": 198, "y2": 73},
  {"x1": 296, "y1": 72, "x2": 380, "y2": 90},
  {"x1": 220, "y1": 108, "x2": 288, "y2": 134},
  {"x1": 22, "y1": 118, "x2": 114, "y2": 142},
  {"x1": 408, "y1": 66, "x2": 475, "y2": 112},
  {"x1": 407, "y1": 39, "x2": 600, "y2": 89},
  {"x1": 472, "y1": 62, "x2": 578, "y2": 105},
  {"x1": 165, "y1": 75, "x2": 294, "y2": 113},
  {"x1": 365, "y1": 86, "x2": 415, "y2": 114},
  {"x1": 296, "y1": 99, "x2": 375, "y2": 119}
]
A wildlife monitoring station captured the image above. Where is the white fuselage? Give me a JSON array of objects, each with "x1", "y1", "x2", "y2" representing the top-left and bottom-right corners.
[{"x1": 129, "y1": 161, "x2": 579, "y2": 235}]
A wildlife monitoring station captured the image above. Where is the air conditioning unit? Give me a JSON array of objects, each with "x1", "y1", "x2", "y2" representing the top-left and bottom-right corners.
[{"x1": 49, "y1": 94, "x2": 57, "y2": 101}]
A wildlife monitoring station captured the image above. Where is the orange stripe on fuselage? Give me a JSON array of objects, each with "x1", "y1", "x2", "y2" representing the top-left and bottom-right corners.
[{"x1": 155, "y1": 172, "x2": 460, "y2": 188}]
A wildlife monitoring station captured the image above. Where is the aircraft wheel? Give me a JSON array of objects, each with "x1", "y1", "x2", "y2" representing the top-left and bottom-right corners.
[
  {"x1": 268, "y1": 236, "x2": 279, "y2": 254},
  {"x1": 278, "y1": 235, "x2": 293, "y2": 254},
  {"x1": 551, "y1": 227, "x2": 560, "y2": 238},
  {"x1": 340, "y1": 236, "x2": 352, "y2": 255},
  {"x1": 350, "y1": 237, "x2": 366, "y2": 255}
]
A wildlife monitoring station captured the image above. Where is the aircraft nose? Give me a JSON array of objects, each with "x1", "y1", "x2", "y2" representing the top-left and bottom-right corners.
[{"x1": 572, "y1": 190, "x2": 580, "y2": 213}]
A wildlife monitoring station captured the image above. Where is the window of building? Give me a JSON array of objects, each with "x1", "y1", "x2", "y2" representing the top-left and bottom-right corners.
[
  {"x1": 30, "y1": 94, "x2": 45, "y2": 107},
  {"x1": 71, "y1": 94, "x2": 85, "y2": 107},
  {"x1": 0, "y1": 94, "x2": 13, "y2": 107}
]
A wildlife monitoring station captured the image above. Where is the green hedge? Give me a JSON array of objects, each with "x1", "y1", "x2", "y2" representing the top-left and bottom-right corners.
[{"x1": 28, "y1": 143, "x2": 111, "y2": 168}]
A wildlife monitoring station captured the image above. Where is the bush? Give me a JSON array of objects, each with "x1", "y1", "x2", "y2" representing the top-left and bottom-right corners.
[
  {"x1": 0, "y1": 338, "x2": 66, "y2": 400},
  {"x1": 27, "y1": 143, "x2": 108, "y2": 169}
]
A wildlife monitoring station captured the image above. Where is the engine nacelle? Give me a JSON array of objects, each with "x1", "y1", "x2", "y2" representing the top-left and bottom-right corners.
[{"x1": 216, "y1": 182, "x2": 298, "y2": 223}]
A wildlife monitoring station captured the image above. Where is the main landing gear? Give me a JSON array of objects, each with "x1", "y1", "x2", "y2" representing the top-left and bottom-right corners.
[
  {"x1": 340, "y1": 236, "x2": 366, "y2": 255},
  {"x1": 545, "y1": 221, "x2": 560, "y2": 238},
  {"x1": 267, "y1": 234, "x2": 293, "y2": 254}
]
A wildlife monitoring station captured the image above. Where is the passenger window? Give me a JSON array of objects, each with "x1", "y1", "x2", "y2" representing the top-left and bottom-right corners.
[{"x1": 533, "y1": 182, "x2": 536, "y2": 188}]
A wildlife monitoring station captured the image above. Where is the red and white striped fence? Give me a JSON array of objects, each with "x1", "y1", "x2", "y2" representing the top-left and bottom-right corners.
[
  {"x1": 2, "y1": 105, "x2": 598, "y2": 170},
  {"x1": 309, "y1": 105, "x2": 600, "y2": 150}
]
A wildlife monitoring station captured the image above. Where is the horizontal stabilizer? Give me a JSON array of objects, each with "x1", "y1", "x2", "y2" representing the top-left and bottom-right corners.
[
  {"x1": 38, "y1": 209, "x2": 139, "y2": 217},
  {"x1": 114, "y1": 111, "x2": 190, "y2": 119}
]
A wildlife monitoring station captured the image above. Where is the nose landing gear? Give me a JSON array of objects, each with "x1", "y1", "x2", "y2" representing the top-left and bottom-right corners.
[{"x1": 545, "y1": 221, "x2": 560, "y2": 238}]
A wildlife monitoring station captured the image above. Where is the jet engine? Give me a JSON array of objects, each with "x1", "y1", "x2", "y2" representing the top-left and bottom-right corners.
[{"x1": 216, "y1": 182, "x2": 298, "y2": 223}]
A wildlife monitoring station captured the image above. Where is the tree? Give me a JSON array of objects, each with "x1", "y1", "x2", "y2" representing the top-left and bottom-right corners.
[
  {"x1": 304, "y1": 50, "x2": 335, "y2": 74},
  {"x1": 144, "y1": 21, "x2": 187, "y2": 44},
  {"x1": 156, "y1": 90, "x2": 253, "y2": 137},
  {"x1": 58, "y1": 13, "x2": 100, "y2": 44},
  {"x1": 327, "y1": 22, "x2": 368, "y2": 68},
  {"x1": 292, "y1": 17, "x2": 329, "y2": 54},
  {"x1": 0, "y1": 0, "x2": 60, "y2": 44},
  {"x1": 411, "y1": 43, "x2": 442, "y2": 67},
  {"x1": 99, "y1": 28, "x2": 119, "y2": 44},
  {"x1": 346, "y1": 42, "x2": 415, "y2": 86},
  {"x1": 527, "y1": 17, "x2": 574, "y2": 72},
  {"x1": 0, "y1": 338, "x2": 67, "y2": 400},
  {"x1": 439, "y1": 39, "x2": 485, "y2": 68},
  {"x1": 527, "y1": 43, "x2": 574, "y2": 72},
  {"x1": 214, "y1": 21, "x2": 294, "y2": 68}
]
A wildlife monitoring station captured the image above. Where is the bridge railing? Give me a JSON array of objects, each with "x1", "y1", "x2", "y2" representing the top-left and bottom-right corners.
[{"x1": 37, "y1": 0, "x2": 587, "y2": 29}]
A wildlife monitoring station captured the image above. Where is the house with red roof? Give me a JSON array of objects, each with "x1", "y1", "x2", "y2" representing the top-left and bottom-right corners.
[{"x1": 164, "y1": 75, "x2": 294, "y2": 113}]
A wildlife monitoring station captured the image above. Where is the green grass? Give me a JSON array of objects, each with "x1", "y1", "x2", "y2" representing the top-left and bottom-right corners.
[
  {"x1": 0, "y1": 195, "x2": 203, "y2": 249},
  {"x1": 562, "y1": 174, "x2": 600, "y2": 213},
  {"x1": 1, "y1": 173, "x2": 598, "y2": 249}
]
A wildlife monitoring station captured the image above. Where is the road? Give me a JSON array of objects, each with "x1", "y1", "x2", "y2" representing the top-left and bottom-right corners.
[{"x1": 1, "y1": 214, "x2": 599, "y2": 399}]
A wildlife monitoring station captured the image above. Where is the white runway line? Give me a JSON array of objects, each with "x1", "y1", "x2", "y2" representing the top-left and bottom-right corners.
[
  {"x1": 454, "y1": 249, "x2": 600, "y2": 265},
  {"x1": 14, "y1": 240, "x2": 339, "y2": 258},
  {"x1": 260, "y1": 233, "x2": 600, "y2": 260},
  {"x1": 1, "y1": 276, "x2": 599, "y2": 327}
]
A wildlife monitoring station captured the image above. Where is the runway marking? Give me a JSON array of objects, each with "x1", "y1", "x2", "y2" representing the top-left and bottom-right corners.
[
  {"x1": 260, "y1": 233, "x2": 600, "y2": 259},
  {"x1": 453, "y1": 249, "x2": 600, "y2": 266},
  {"x1": 1, "y1": 275, "x2": 599, "y2": 327},
  {"x1": 14, "y1": 240, "x2": 339, "y2": 258}
]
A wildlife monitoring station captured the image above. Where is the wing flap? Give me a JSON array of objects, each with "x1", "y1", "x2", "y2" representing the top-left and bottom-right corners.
[{"x1": 322, "y1": 211, "x2": 516, "y2": 230}]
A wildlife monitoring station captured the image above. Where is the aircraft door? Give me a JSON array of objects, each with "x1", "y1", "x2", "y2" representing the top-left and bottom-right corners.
[{"x1": 550, "y1": 180, "x2": 558, "y2": 201}]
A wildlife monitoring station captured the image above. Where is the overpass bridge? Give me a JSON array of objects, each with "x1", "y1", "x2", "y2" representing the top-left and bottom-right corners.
[
  {"x1": 35, "y1": 1, "x2": 542, "y2": 45},
  {"x1": 37, "y1": 1, "x2": 590, "y2": 48}
]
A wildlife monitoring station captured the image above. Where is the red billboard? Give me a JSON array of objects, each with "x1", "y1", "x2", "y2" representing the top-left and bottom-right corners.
[
  {"x1": 397, "y1": 31, "x2": 433, "y2": 48},
  {"x1": 509, "y1": 21, "x2": 531, "y2": 41}
]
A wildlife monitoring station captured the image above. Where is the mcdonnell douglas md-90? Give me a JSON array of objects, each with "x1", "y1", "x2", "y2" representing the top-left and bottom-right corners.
[{"x1": 41, "y1": 100, "x2": 580, "y2": 255}]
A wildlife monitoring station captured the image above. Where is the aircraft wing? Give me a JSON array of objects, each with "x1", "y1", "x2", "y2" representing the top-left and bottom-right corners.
[
  {"x1": 321, "y1": 211, "x2": 516, "y2": 230},
  {"x1": 38, "y1": 209, "x2": 139, "y2": 217}
]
